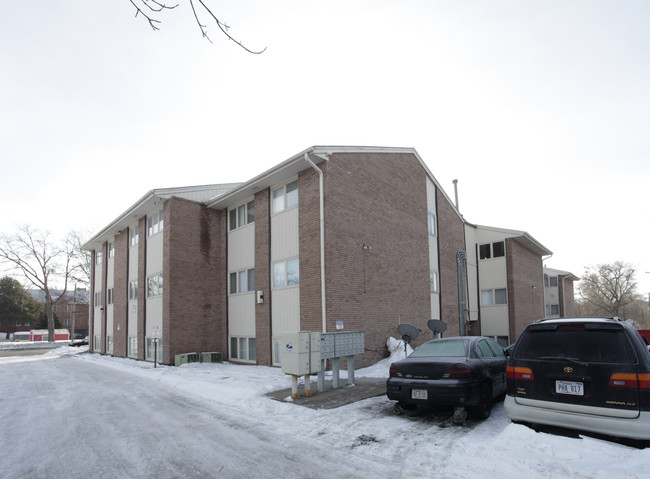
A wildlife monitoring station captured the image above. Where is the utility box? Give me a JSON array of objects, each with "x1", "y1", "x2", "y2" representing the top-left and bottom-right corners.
[{"x1": 281, "y1": 331, "x2": 321, "y2": 376}]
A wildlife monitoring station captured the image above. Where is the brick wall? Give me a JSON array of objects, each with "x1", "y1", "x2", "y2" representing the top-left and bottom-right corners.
[
  {"x1": 113, "y1": 228, "x2": 129, "y2": 358},
  {"x1": 254, "y1": 189, "x2": 272, "y2": 366},
  {"x1": 163, "y1": 197, "x2": 226, "y2": 364},
  {"x1": 436, "y1": 188, "x2": 466, "y2": 337},
  {"x1": 506, "y1": 238, "x2": 545, "y2": 340},
  {"x1": 315, "y1": 152, "x2": 437, "y2": 368}
]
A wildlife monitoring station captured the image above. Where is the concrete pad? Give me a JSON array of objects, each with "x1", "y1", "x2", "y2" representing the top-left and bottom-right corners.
[{"x1": 266, "y1": 377, "x2": 387, "y2": 409}]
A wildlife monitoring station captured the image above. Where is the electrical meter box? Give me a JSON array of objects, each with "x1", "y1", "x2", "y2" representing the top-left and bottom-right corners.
[{"x1": 281, "y1": 331, "x2": 321, "y2": 376}]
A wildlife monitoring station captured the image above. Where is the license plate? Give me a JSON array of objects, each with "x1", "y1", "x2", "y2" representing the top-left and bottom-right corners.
[
  {"x1": 556, "y1": 380, "x2": 583, "y2": 396},
  {"x1": 411, "y1": 389, "x2": 427, "y2": 400}
]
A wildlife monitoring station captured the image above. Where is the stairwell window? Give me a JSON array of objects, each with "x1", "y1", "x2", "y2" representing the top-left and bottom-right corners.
[
  {"x1": 479, "y1": 241, "x2": 505, "y2": 260},
  {"x1": 272, "y1": 179, "x2": 298, "y2": 214},
  {"x1": 427, "y1": 213, "x2": 437, "y2": 236}
]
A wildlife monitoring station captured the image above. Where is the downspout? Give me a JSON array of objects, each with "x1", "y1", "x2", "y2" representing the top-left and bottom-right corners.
[
  {"x1": 304, "y1": 153, "x2": 327, "y2": 333},
  {"x1": 457, "y1": 250, "x2": 467, "y2": 336}
]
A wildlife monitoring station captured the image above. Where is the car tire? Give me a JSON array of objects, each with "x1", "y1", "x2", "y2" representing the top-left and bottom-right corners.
[{"x1": 469, "y1": 382, "x2": 492, "y2": 420}]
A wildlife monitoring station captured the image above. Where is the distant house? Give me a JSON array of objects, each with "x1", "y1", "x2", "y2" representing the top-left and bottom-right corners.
[
  {"x1": 542, "y1": 267, "x2": 579, "y2": 318},
  {"x1": 27, "y1": 289, "x2": 90, "y2": 338},
  {"x1": 83, "y1": 146, "x2": 574, "y2": 366}
]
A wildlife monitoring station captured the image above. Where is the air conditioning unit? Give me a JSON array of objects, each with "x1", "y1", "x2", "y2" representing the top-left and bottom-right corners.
[
  {"x1": 174, "y1": 352, "x2": 200, "y2": 366},
  {"x1": 200, "y1": 352, "x2": 223, "y2": 363}
]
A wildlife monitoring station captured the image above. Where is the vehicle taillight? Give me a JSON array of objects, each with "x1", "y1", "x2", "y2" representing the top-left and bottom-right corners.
[
  {"x1": 389, "y1": 364, "x2": 402, "y2": 378},
  {"x1": 507, "y1": 366, "x2": 534, "y2": 380},
  {"x1": 443, "y1": 364, "x2": 471, "y2": 379},
  {"x1": 609, "y1": 373, "x2": 650, "y2": 389}
]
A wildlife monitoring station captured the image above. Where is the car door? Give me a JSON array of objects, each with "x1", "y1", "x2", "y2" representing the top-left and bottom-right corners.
[{"x1": 476, "y1": 339, "x2": 507, "y2": 396}]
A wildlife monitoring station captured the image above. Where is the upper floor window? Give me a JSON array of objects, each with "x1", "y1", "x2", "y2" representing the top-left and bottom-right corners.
[
  {"x1": 108, "y1": 242, "x2": 115, "y2": 258},
  {"x1": 229, "y1": 200, "x2": 255, "y2": 231},
  {"x1": 271, "y1": 179, "x2": 298, "y2": 214},
  {"x1": 94, "y1": 291, "x2": 101, "y2": 307},
  {"x1": 229, "y1": 268, "x2": 255, "y2": 294},
  {"x1": 96, "y1": 251, "x2": 103, "y2": 265},
  {"x1": 479, "y1": 241, "x2": 505, "y2": 260},
  {"x1": 107, "y1": 288, "x2": 114, "y2": 305},
  {"x1": 130, "y1": 226, "x2": 139, "y2": 247},
  {"x1": 147, "y1": 208, "x2": 164, "y2": 237},
  {"x1": 273, "y1": 258, "x2": 299, "y2": 288},
  {"x1": 427, "y1": 213, "x2": 437, "y2": 236}
]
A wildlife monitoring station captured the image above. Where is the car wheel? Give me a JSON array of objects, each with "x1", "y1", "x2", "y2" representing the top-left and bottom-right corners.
[{"x1": 469, "y1": 382, "x2": 492, "y2": 420}]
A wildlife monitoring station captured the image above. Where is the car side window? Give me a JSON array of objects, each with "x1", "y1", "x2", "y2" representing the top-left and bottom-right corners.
[
  {"x1": 477, "y1": 340, "x2": 496, "y2": 358},
  {"x1": 486, "y1": 339, "x2": 506, "y2": 357}
]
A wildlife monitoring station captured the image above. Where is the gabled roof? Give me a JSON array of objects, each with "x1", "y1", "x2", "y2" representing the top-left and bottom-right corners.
[
  {"x1": 83, "y1": 184, "x2": 240, "y2": 250},
  {"x1": 206, "y1": 146, "x2": 463, "y2": 223},
  {"x1": 544, "y1": 267, "x2": 579, "y2": 282},
  {"x1": 473, "y1": 224, "x2": 552, "y2": 257}
]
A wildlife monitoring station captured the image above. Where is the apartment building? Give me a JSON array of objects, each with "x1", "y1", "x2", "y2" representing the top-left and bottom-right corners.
[{"x1": 83, "y1": 146, "x2": 562, "y2": 367}]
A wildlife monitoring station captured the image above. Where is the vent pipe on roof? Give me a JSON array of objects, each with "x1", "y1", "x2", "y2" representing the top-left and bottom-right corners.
[{"x1": 453, "y1": 179, "x2": 459, "y2": 211}]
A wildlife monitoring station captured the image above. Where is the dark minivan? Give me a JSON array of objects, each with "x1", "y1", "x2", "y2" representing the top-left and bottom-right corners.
[{"x1": 505, "y1": 317, "x2": 650, "y2": 440}]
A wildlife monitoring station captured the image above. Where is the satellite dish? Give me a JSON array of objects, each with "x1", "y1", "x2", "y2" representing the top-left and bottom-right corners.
[
  {"x1": 427, "y1": 320, "x2": 447, "y2": 336},
  {"x1": 397, "y1": 324, "x2": 420, "y2": 343}
]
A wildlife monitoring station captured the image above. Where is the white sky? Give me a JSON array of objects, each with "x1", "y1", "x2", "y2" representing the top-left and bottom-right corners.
[{"x1": 1, "y1": 1, "x2": 649, "y2": 295}]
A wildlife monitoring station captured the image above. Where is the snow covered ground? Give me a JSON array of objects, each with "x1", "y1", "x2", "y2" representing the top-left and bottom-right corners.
[{"x1": 1, "y1": 343, "x2": 649, "y2": 479}]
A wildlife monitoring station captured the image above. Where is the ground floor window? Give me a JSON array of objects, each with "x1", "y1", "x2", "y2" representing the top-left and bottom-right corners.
[
  {"x1": 106, "y1": 336, "x2": 113, "y2": 354},
  {"x1": 230, "y1": 336, "x2": 256, "y2": 362},
  {"x1": 146, "y1": 338, "x2": 163, "y2": 362},
  {"x1": 94, "y1": 335, "x2": 100, "y2": 350},
  {"x1": 545, "y1": 304, "x2": 560, "y2": 316},
  {"x1": 128, "y1": 336, "x2": 138, "y2": 357}
]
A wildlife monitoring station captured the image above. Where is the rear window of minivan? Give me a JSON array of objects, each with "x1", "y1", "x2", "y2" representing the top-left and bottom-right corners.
[{"x1": 515, "y1": 325, "x2": 636, "y2": 364}]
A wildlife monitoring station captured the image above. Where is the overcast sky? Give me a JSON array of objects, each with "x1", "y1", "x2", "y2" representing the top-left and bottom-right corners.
[{"x1": 1, "y1": 1, "x2": 649, "y2": 296}]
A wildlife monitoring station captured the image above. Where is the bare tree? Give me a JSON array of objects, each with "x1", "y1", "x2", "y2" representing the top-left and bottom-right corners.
[
  {"x1": 578, "y1": 261, "x2": 642, "y2": 318},
  {"x1": 0, "y1": 225, "x2": 85, "y2": 342},
  {"x1": 129, "y1": 0, "x2": 266, "y2": 54}
]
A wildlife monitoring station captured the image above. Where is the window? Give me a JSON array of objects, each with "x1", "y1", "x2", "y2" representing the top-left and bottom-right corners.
[
  {"x1": 147, "y1": 208, "x2": 164, "y2": 237},
  {"x1": 273, "y1": 259, "x2": 299, "y2": 288},
  {"x1": 229, "y1": 269, "x2": 255, "y2": 294},
  {"x1": 107, "y1": 288, "x2": 114, "y2": 305},
  {"x1": 550, "y1": 276, "x2": 558, "y2": 287},
  {"x1": 130, "y1": 226, "x2": 139, "y2": 247},
  {"x1": 108, "y1": 242, "x2": 115, "y2": 258},
  {"x1": 229, "y1": 200, "x2": 255, "y2": 231},
  {"x1": 94, "y1": 291, "x2": 102, "y2": 307},
  {"x1": 129, "y1": 280, "x2": 138, "y2": 301},
  {"x1": 477, "y1": 340, "x2": 496, "y2": 358},
  {"x1": 106, "y1": 335, "x2": 113, "y2": 354},
  {"x1": 230, "y1": 336, "x2": 256, "y2": 362},
  {"x1": 94, "y1": 335, "x2": 100, "y2": 350},
  {"x1": 545, "y1": 304, "x2": 560, "y2": 315},
  {"x1": 146, "y1": 338, "x2": 162, "y2": 362},
  {"x1": 128, "y1": 337, "x2": 137, "y2": 357},
  {"x1": 427, "y1": 213, "x2": 437, "y2": 236},
  {"x1": 481, "y1": 288, "x2": 507, "y2": 306},
  {"x1": 96, "y1": 251, "x2": 103, "y2": 264},
  {"x1": 146, "y1": 273, "x2": 163, "y2": 298},
  {"x1": 479, "y1": 242, "x2": 505, "y2": 260},
  {"x1": 271, "y1": 179, "x2": 298, "y2": 214},
  {"x1": 430, "y1": 271, "x2": 439, "y2": 293}
]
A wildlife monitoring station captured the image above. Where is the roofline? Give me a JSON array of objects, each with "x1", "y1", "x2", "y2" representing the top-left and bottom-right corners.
[{"x1": 473, "y1": 224, "x2": 552, "y2": 257}]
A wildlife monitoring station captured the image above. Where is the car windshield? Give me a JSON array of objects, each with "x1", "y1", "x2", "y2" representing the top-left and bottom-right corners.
[
  {"x1": 410, "y1": 339, "x2": 468, "y2": 358},
  {"x1": 515, "y1": 325, "x2": 636, "y2": 364}
]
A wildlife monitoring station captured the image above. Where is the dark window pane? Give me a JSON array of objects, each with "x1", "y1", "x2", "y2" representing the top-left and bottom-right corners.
[{"x1": 479, "y1": 244, "x2": 491, "y2": 259}]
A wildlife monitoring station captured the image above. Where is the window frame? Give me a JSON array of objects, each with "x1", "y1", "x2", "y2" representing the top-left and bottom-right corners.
[
  {"x1": 271, "y1": 179, "x2": 299, "y2": 215},
  {"x1": 427, "y1": 212, "x2": 437, "y2": 236},
  {"x1": 229, "y1": 268, "x2": 255, "y2": 294},
  {"x1": 272, "y1": 258, "x2": 299, "y2": 289},
  {"x1": 229, "y1": 200, "x2": 255, "y2": 231},
  {"x1": 146, "y1": 273, "x2": 163, "y2": 298},
  {"x1": 147, "y1": 208, "x2": 164, "y2": 237}
]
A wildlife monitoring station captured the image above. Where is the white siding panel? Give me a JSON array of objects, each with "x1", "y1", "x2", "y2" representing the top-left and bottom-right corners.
[
  {"x1": 146, "y1": 297, "x2": 163, "y2": 336},
  {"x1": 128, "y1": 302, "x2": 138, "y2": 337},
  {"x1": 146, "y1": 233, "x2": 163, "y2": 274},
  {"x1": 479, "y1": 259, "x2": 507, "y2": 290},
  {"x1": 228, "y1": 293, "x2": 256, "y2": 337},
  {"x1": 426, "y1": 178, "x2": 437, "y2": 213},
  {"x1": 271, "y1": 288, "x2": 300, "y2": 336},
  {"x1": 228, "y1": 225, "x2": 255, "y2": 270},
  {"x1": 464, "y1": 226, "x2": 479, "y2": 322},
  {"x1": 480, "y1": 306, "x2": 510, "y2": 337},
  {"x1": 271, "y1": 209, "x2": 299, "y2": 261}
]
